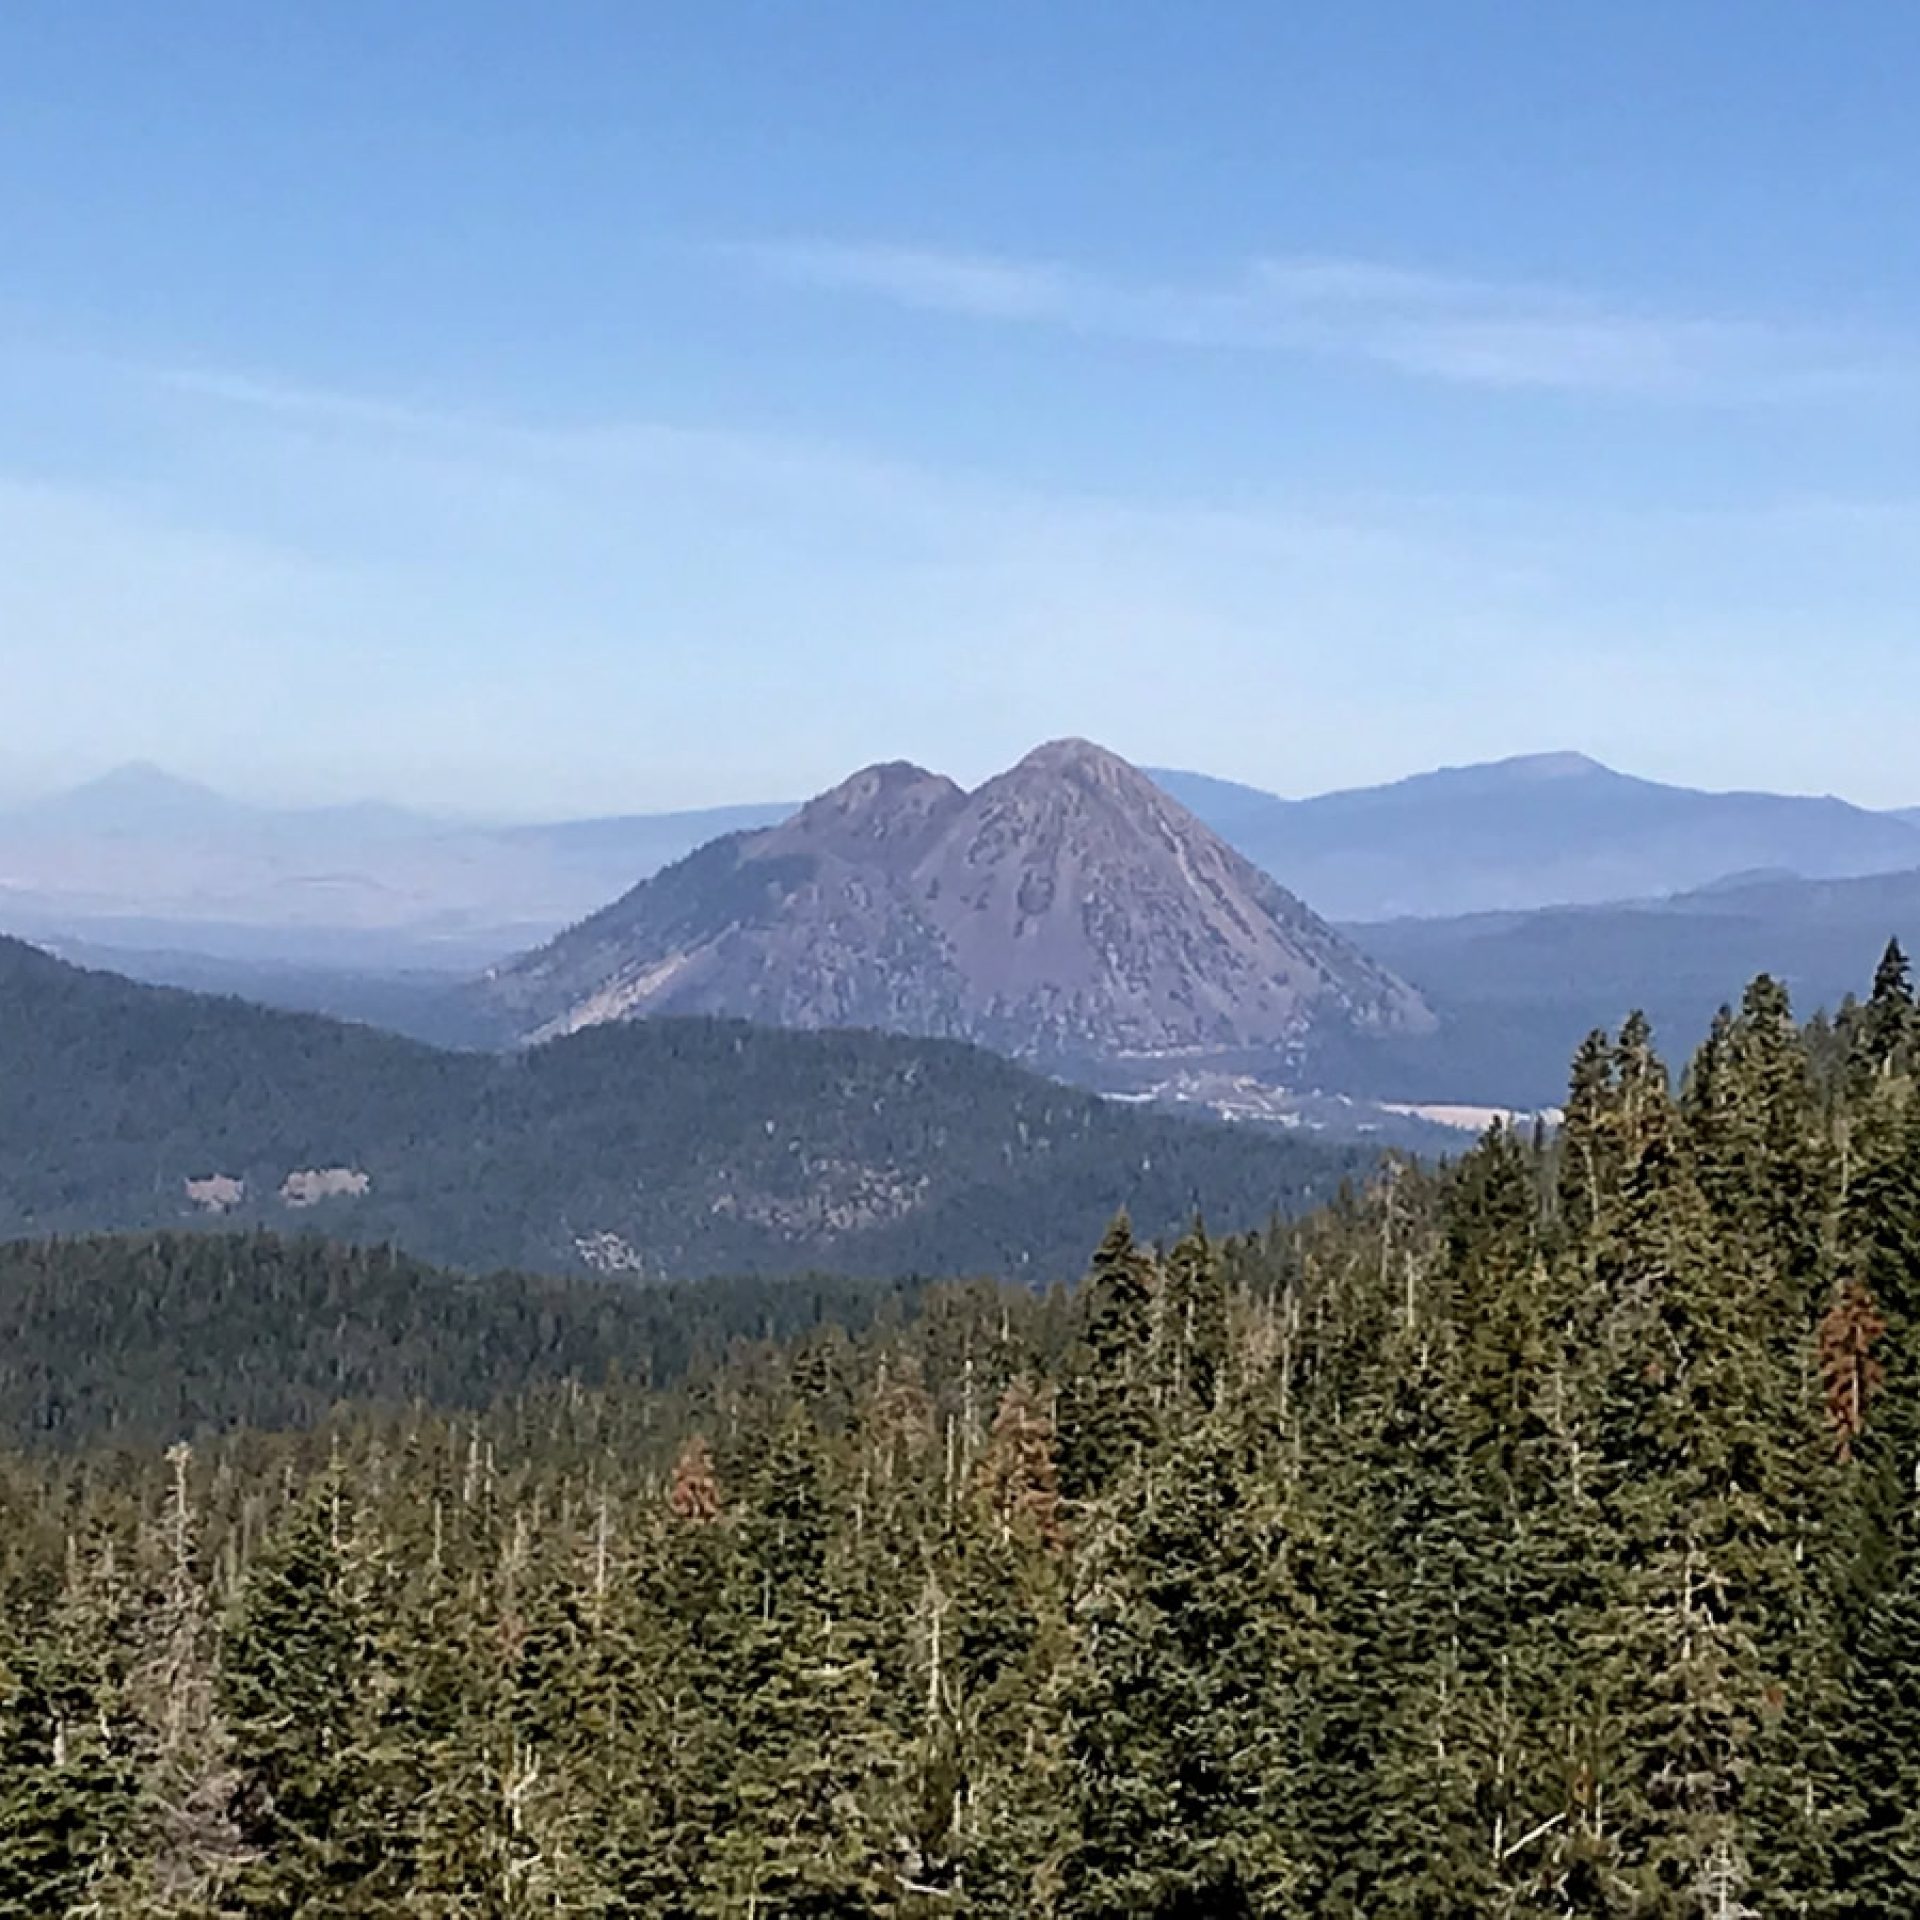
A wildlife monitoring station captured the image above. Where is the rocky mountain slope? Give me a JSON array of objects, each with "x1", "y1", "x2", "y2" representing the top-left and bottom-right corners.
[{"x1": 481, "y1": 739, "x2": 1434, "y2": 1064}]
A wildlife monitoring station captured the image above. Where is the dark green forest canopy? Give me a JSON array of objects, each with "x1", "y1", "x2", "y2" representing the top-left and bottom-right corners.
[
  {"x1": 0, "y1": 1230, "x2": 961, "y2": 1450},
  {"x1": 6, "y1": 949, "x2": 1920, "y2": 1912},
  {"x1": 0, "y1": 935, "x2": 1361, "y2": 1282}
]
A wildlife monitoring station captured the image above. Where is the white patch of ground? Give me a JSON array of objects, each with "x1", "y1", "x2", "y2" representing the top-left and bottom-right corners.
[
  {"x1": 1379, "y1": 1102, "x2": 1564, "y2": 1133},
  {"x1": 185, "y1": 1174, "x2": 245, "y2": 1213},
  {"x1": 574, "y1": 1231, "x2": 648, "y2": 1275},
  {"x1": 280, "y1": 1166, "x2": 372, "y2": 1207}
]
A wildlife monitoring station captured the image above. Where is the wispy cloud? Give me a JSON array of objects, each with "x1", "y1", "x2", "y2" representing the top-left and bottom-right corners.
[
  {"x1": 734, "y1": 241, "x2": 1905, "y2": 402},
  {"x1": 152, "y1": 361, "x2": 964, "y2": 523},
  {"x1": 149, "y1": 353, "x2": 1496, "y2": 582}
]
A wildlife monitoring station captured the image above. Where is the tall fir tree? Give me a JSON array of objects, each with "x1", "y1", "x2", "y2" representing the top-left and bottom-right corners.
[{"x1": 1058, "y1": 1215, "x2": 1162, "y2": 1504}]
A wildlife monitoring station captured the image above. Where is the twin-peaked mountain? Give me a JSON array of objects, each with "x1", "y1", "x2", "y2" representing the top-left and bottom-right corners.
[{"x1": 482, "y1": 739, "x2": 1434, "y2": 1062}]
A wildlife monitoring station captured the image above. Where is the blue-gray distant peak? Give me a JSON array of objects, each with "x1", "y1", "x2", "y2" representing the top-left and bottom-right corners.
[
  {"x1": 20, "y1": 762, "x2": 247, "y2": 834},
  {"x1": 1501, "y1": 750, "x2": 1608, "y2": 779},
  {"x1": 1328, "y1": 750, "x2": 1625, "y2": 806},
  {"x1": 1154, "y1": 750, "x2": 1920, "y2": 921},
  {"x1": 1435, "y1": 749, "x2": 1611, "y2": 784},
  {"x1": 1147, "y1": 751, "x2": 1620, "y2": 823}
]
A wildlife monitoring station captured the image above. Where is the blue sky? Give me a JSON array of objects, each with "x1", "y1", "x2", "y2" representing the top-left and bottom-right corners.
[{"x1": 3, "y1": 3, "x2": 1919, "y2": 814}]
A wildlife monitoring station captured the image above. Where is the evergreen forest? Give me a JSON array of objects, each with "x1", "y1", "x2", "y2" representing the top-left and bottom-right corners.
[
  {"x1": 0, "y1": 935, "x2": 1357, "y2": 1281},
  {"x1": 6, "y1": 951, "x2": 1920, "y2": 1913}
]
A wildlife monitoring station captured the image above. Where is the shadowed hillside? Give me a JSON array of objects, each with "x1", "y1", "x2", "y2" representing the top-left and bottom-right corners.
[{"x1": 0, "y1": 936, "x2": 1363, "y2": 1281}]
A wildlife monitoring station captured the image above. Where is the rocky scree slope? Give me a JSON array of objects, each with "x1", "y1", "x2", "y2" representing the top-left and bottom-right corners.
[{"x1": 482, "y1": 739, "x2": 1434, "y2": 1065}]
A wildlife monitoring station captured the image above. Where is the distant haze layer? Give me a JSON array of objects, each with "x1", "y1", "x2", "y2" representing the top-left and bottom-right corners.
[{"x1": 5, "y1": 750, "x2": 1918, "y2": 978}]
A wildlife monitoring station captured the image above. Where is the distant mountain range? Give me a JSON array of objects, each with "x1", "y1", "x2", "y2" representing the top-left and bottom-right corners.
[
  {"x1": 0, "y1": 934, "x2": 1360, "y2": 1280},
  {"x1": 480, "y1": 739, "x2": 1433, "y2": 1066},
  {"x1": 7, "y1": 753, "x2": 1917, "y2": 977},
  {"x1": 1150, "y1": 752, "x2": 1920, "y2": 921},
  {"x1": 8, "y1": 750, "x2": 1917, "y2": 1120},
  {"x1": 0, "y1": 763, "x2": 791, "y2": 971},
  {"x1": 72, "y1": 868, "x2": 1906, "y2": 1121}
]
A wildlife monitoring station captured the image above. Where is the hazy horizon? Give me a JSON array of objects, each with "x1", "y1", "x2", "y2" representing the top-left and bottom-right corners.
[{"x1": 4, "y1": 740, "x2": 1919, "y2": 828}]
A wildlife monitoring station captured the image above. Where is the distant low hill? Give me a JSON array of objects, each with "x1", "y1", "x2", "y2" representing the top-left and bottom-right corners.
[
  {"x1": 0, "y1": 765, "x2": 792, "y2": 970},
  {"x1": 1152, "y1": 753, "x2": 1920, "y2": 921},
  {"x1": 497, "y1": 801, "x2": 795, "y2": 876},
  {"x1": 0, "y1": 936, "x2": 1361, "y2": 1281},
  {"x1": 29, "y1": 936, "x2": 500, "y2": 1049},
  {"x1": 483, "y1": 739, "x2": 1432, "y2": 1065},
  {"x1": 1315, "y1": 870, "x2": 1920, "y2": 1107}
]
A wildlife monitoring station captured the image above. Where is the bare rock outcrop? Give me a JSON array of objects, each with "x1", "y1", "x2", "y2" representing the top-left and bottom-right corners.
[{"x1": 481, "y1": 739, "x2": 1433, "y2": 1066}]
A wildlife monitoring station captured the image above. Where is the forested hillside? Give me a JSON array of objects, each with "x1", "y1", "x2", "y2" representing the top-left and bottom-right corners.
[
  {"x1": 1342, "y1": 865, "x2": 1920, "y2": 1106},
  {"x1": 0, "y1": 936, "x2": 1358, "y2": 1280},
  {"x1": 5, "y1": 949, "x2": 1920, "y2": 1911},
  {"x1": 0, "y1": 1232, "x2": 943, "y2": 1448}
]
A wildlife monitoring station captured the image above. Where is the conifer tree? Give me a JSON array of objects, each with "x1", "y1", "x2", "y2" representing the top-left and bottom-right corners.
[
  {"x1": 1687, "y1": 976, "x2": 1825, "y2": 1329},
  {"x1": 1576, "y1": 1016, "x2": 1825, "y2": 1910},
  {"x1": 220, "y1": 1471, "x2": 381, "y2": 1915},
  {"x1": 706, "y1": 1409, "x2": 905, "y2": 1916},
  {"x1": 1058, "y1": 1214, "x2": 1161, "y2": 1502},
  {"x1": 1845, "y1": 1542, "x2": 1920, "y2": 1908},
  {"x1": 1855, "y1": 938, "x2": 1917, "y2": 1086},
  {"x1": 0, "y1": 1533, "x2": 142, "y2": 1917},
  {"x1": 943, "y1": 1382, "x2": 1070, "y2": 1913},
  {"x1": 1558, "y1": 1029, "x2": 1622, "y2": 1249},
  {"x1": 1836, "y1": 1093, "x2": 1920, "y2": 1634},
  {"x1": 1159, "y1": 1223, "x2": 1230, "y2": 1416},
  {"x1": 1058, "y1": 1416, "x2": 1303, "y2": 1918}
]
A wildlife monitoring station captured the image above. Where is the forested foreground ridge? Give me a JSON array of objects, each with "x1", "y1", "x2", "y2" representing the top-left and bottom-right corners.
[
  {"x1": 9, "y1": 951, "x2": 1920, "y2": 1913},
  {"x1": 0, "y1": 935, "x2": 1359, "y2": 1280}
]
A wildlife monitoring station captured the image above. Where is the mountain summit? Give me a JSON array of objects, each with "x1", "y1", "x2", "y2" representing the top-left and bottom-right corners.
[
  {"x1": 21, "y1": 762, "x2": 244, "y2": 836},
  {"x1": 482, "y1": 738, "x2": 1434, "y2": 1062}
]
